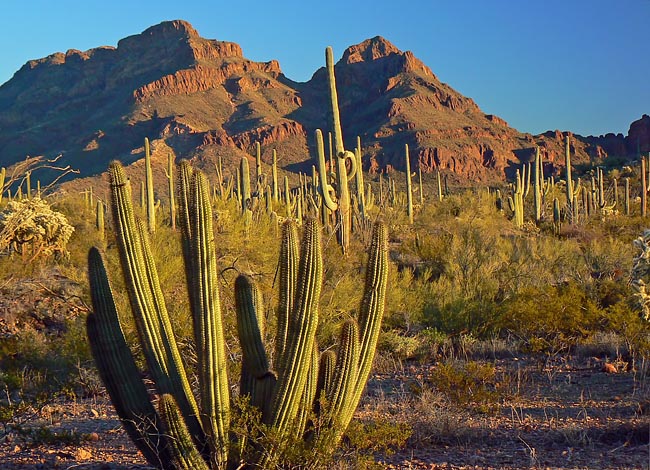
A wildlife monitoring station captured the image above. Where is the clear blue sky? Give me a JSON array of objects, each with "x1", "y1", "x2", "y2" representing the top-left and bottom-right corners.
[{"x1": 2, "y1": 0, "x2": 648, "y2": 136}]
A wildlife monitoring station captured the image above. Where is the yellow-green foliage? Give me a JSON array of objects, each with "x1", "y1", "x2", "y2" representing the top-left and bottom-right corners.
[{"x1": 428, "y1": 360, "x2": 500, "y2": 411}]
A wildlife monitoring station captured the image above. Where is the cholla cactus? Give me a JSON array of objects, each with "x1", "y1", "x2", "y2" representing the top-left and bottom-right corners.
[
  {"x1": 631, "y1": 229, "x2": 650, "y2": 321},
  {"x1": 0, "y1": 197, "x2": 74, "y2": 259}
]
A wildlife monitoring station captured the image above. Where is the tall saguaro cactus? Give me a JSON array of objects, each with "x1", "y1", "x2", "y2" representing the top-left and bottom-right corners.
[
  {"x1": 405, "y1": 144, "x2": 414, "y2": 224},
  {"x1": 0, "y1": 167, "x2": 6, "y2": 204},
  {"x1": 144, "y1": 137, "x2": 156, "y2": 233},
  {"x1": 565, "y1": 134, "x2": 574, "y2": 221},
  {"x1": 314, "y1": 46, "x2": 357, "y2": 254},
  {"x1": 165, "y1": 153, "x2": 176, "y2": 230},
  {"x1": 86, "y1": 161, "x2": 389, "y2": 469}
]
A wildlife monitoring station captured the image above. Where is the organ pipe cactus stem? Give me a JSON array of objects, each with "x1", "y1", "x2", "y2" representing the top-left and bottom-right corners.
[
  {"x1": 184, "y1": 170, "x2": 230, "y2": 464},
  {"x1": 261, "y1": 218, "x2": 322, "y2": 466},
  {"x1": 144, "y1": 137, "x2": 156, "y2": 233},
  {"x1": 108, "y1": 162, "x2": 205, "y2": 444},
  {"x1": 405, "y1": 144, "x2": 414, "y2": 224},
  {"x1": 86, "y1": 248, "x2": 174, "y2": 470}
]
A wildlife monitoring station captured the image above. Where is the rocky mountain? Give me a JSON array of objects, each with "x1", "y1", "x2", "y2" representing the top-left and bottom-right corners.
[{"x1": 0, "y1": 20, "x2": 647, "y2": 186}]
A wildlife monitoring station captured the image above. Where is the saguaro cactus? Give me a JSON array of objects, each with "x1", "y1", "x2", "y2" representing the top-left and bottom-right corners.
[
  {"x1": 272, "y1": 149, "x2": 279, "y2": 203},
  {"x1": 314, "y1": 46, "x2": 357, "y2": 254},
  {"x1": 405, "y1": 144, "x2": 414, "y2": 224},
  {"x1": 144, "y1": 137, "x2": 156, "y2": 233},
  {"x1": 533, "y1": 147, "x2": 542, "y2": 223},
  {"x1": 565, "y1": 134, "x2": 574, "y2": 220},
  {"x1": 164, "y1": 153, "x2": 176, "y2": 230},
  {"x1": 86, "y1": 161, "x2": 389, "y2": 469},
  {"x1": 0, "y1": 167, "x2": 5, "y2": 204}
]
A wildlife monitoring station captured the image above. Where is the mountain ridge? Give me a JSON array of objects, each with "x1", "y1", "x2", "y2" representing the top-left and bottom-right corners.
[{"x1": 0, "y1": 20, "x2": 647, "y2": 186}]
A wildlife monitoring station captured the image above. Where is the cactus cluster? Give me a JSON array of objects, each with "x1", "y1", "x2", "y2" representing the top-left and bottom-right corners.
[{"x1": 86, "y1": 160, "x2": 388, "y2": 469}]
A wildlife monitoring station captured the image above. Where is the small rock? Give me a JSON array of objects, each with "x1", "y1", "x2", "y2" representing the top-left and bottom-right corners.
[
  {"x1": 602, "y1": 363, "x2": 617, "y2": 374},
  {"x1": 75, "y1": 448, "x2": 92, "y2": 460}
]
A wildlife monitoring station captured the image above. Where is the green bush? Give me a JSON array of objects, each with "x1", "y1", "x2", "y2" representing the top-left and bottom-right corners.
[{"x1": 496, "y1": 282, "x2": 603, "y2": 353}]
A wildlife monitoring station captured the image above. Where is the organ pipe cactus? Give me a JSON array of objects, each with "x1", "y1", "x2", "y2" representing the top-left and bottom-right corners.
[{"x1": 86, "y1": 160, "x2": 388, "y2": 469}]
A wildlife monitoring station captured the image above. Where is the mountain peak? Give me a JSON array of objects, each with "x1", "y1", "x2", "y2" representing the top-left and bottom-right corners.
[
  {"x1": 341, "y1": 36, "x2": 402, "y2": 64},
  {"x1": 118, "y1": 20, "x2": 199, "y2": 47}
]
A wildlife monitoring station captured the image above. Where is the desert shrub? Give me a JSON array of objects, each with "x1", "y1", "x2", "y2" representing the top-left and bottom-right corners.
[
  {"x1": 0, "y1": 198, "x2": 74, "y2": 260},
  {"x1": 496, "y1": 282, "x2": 602, "y2": 353},
  {"x1": 426, "y1": 359, "x2": 501, "y2": 413},
  {"x1": 378, "y1": 329, "x2": 422, "y2": 360}
]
